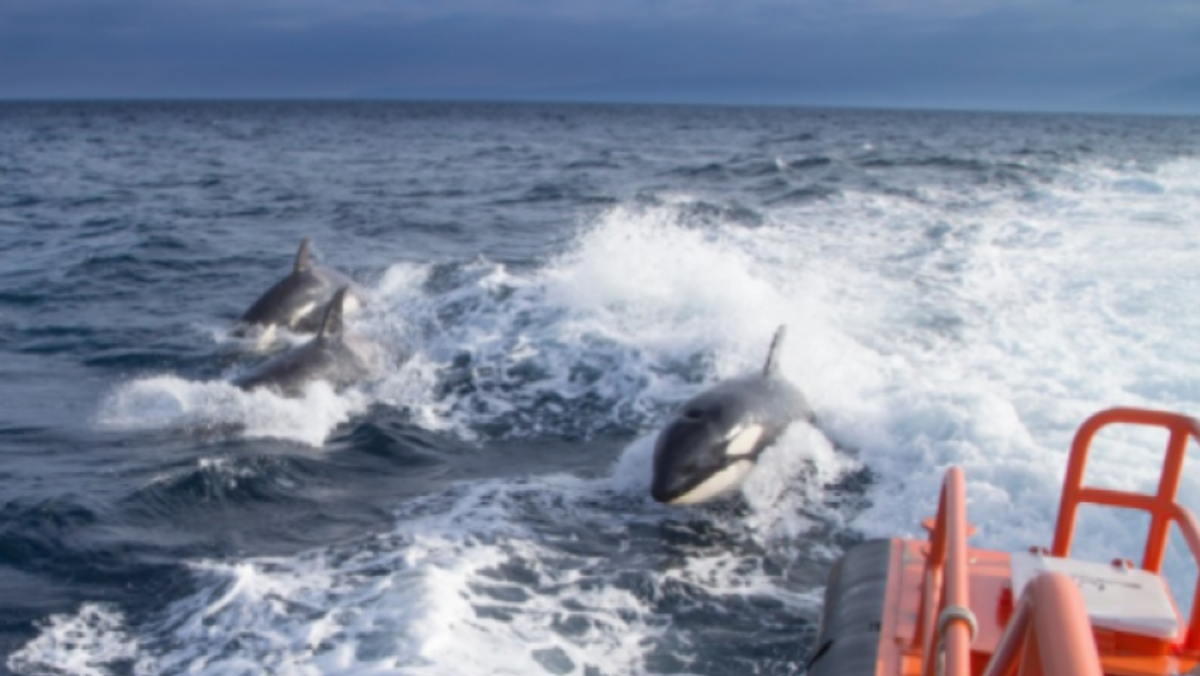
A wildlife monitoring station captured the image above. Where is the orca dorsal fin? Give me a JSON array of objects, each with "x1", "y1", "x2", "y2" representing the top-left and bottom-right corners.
[
  {"x1": 293, "y1": 237, "x2": 313, "y2": 274},
  {"x1": 317, "y1": 286, "x2": 348, "y2": 340},
  {"x1": 762, "y1": 325, "x2": 787, "y2": 377}
]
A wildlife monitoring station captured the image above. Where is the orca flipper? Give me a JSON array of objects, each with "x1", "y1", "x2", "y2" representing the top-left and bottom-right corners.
[{"x1": 762, "y1": 325, "x2": 787, "y2": 378}]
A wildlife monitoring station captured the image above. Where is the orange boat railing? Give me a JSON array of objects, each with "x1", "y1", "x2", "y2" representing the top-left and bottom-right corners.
[
  {"x1": 1051, "y1": 407, "x2": 1200, "y2": 652},
  {"x1": 917, "y1": 466, "x2": 974, "y2": 676},
  {"x1": 914, "y1": 407, "x2": 1200, "y2": 675},
  {"x1": 980, "y1": 572, "x2": 1104, "y2": 676}
]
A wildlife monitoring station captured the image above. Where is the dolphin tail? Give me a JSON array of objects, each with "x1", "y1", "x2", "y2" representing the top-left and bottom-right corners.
[
  {"x1": 293, "y1": 237, "x2": 313, "y2": 274},
  {"x1": 762, "y1": 325, "x2": 787, "y2": 377},
  {"x1": 317, "y1": 286, "x2": 349, "y2": 340}
]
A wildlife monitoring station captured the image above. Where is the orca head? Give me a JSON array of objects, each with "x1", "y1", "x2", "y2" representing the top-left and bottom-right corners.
[{"x1": 650, "y1": 395, "x2": 765, "y2": 505}]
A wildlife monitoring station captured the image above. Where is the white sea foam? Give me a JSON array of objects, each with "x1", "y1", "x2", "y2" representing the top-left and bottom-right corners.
[
  {"x1": 94, "y1": 375, "x2": 369, "y2": 447},
  {"x1": 12, "y1": 472, "x2": 816, "y2": 676},
  {"x1": 8, "y1": 604, "x2": 139, "y2": 676},
  {"x1": 766, "y1": 156, "x2": 1200, "y2": 566}
]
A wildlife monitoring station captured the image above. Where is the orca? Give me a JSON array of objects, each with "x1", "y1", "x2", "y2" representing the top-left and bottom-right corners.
[
  {"x1": 232, "y1": 286, "x2": 380, "y2": 397},
  {"x1": 650, "y1": 326, "x2": 815, "y2": 505},
  {"x1": 235, "y1": 238, "x2": 362, "y2": 339}
]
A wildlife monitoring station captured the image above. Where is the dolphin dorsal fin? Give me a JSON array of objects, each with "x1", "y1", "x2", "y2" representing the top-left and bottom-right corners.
[
  {"x1": 293, "y1": 237, "x2": 313, "y2": 274},
  {"x1": 317, "y1": 286, "x2": 348, "y2": 340},
  {"x1": 762, "y1": 325, "x2": 787, "y2": 377}
]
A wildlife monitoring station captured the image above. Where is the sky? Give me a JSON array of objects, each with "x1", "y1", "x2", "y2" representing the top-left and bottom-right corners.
[{"x1": 2, "y1": 0, "x2": 1199, "y2": 113}]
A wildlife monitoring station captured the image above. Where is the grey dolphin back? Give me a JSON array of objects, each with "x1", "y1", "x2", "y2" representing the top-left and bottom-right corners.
[
  {"x1": 317, "y1": 286, "x2": 349, "y2": 340},
  {"x1": 762, "y1": 325, "x2": 787, "y2": 377},
  {"x1": 293, "y1": 237, "x2": 312, "y2": 274}
]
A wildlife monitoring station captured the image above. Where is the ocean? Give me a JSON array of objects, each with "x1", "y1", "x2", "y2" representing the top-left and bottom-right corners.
[{"x1": 1, "y1": 100, "x2": 1199, "y2": 676}]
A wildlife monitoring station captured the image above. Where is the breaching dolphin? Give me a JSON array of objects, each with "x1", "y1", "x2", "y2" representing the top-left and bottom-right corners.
[
  {"x1": 650, "y1": 325, "x2": 814, "y2": 505},
  {"x1": 232, "y1": 286, "x2": 379, "y2": 396},
  {"x1": 235, "y1": 238, "x2": 362, "y2": 338}
]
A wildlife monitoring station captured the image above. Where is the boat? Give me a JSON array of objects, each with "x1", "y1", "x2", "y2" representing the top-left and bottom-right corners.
[{"x1": 806, "y1": 407, "x2": 1200, "y2": 676}]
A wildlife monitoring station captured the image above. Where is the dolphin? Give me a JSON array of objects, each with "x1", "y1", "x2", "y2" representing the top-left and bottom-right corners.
[
  {"x1": 232, "y1": 286, "x2": 380, "y2": 396},
  {"x1": 235, "y1": 238, "x2": 362, "y2": 338},
  {"x1": 650, "y1": 326, "x2": 815, "y2": 505}
]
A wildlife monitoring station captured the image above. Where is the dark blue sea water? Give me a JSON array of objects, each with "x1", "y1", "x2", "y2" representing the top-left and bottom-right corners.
[{"x1": 2, "y1": 101, "x2": 1200, "y2": 675}]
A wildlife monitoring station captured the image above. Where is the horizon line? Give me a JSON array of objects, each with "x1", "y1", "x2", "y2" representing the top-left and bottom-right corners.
[{"x1": 0, "y1": 95, "x2": 1195, "y2": 119}]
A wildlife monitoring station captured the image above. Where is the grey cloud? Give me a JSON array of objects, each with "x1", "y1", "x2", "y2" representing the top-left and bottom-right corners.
[{"x1": 0, "y1": 0, "x2": 1195, "y2": 112}]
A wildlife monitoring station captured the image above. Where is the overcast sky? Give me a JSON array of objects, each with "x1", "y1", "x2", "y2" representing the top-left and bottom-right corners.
[{"x1": 2, "y1": 0, "x2": 1198, "y2": 112}]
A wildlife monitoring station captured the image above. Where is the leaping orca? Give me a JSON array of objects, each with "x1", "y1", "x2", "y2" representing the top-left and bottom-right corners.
[
  {"x1": 232, "y1": 286, "x2": 380, "y2": 397},
  {"x1": 650, "y1": 326, "x2": 815, "y2": 505},
  {"x1": 235, "y1": 238, "x2": 362, "y2": 338}
]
